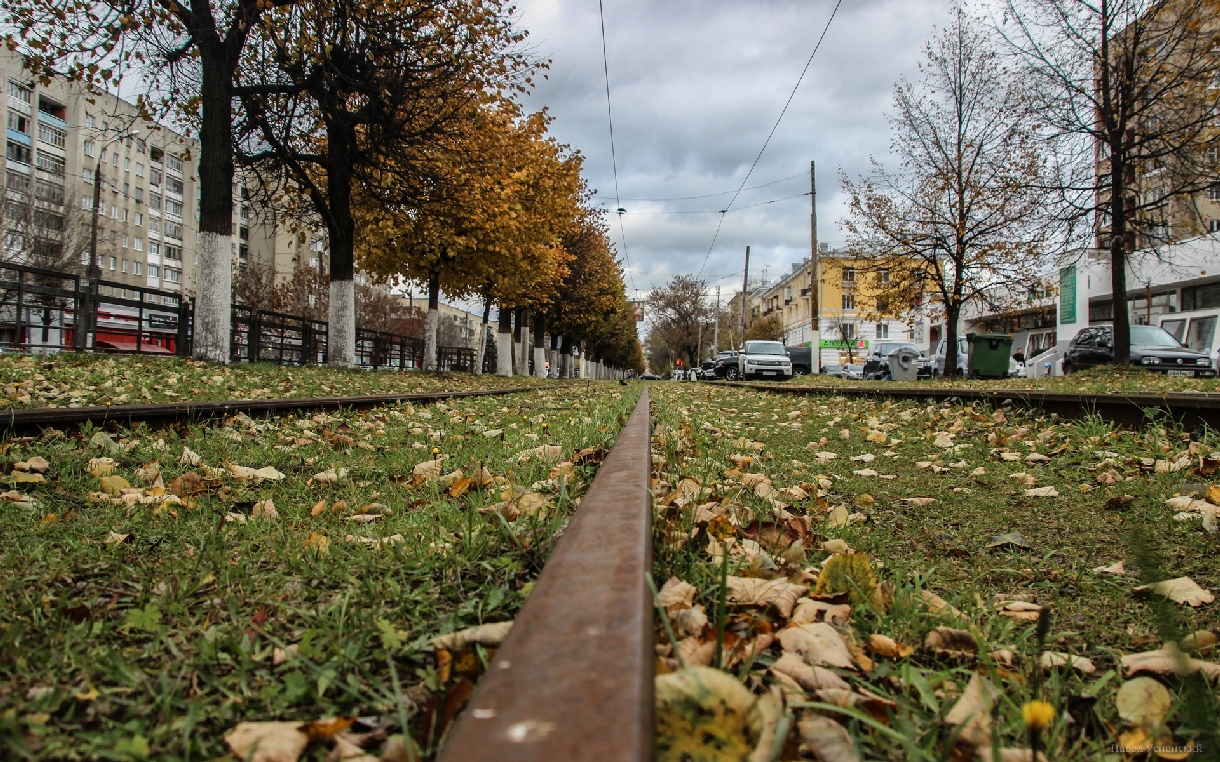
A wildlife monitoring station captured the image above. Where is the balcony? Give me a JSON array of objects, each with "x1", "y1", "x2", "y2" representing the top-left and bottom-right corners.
[
  {"x1": 36, "y1": 109, "x2": 67, "y2": 130},
  {"x1": 841, "y1": 280, "x2": 856, "y2": 289}
]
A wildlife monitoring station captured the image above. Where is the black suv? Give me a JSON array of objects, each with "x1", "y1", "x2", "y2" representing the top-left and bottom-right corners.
[
  {"x1": 710, "y1": 350, "x2": 740, "y2": 380},
  {"x1": 1062, "y1": 324, "x2": 1217, "y2": 377}
]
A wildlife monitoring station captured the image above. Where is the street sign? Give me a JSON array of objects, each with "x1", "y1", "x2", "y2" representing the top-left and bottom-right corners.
[{"x1": 818, "y1": 339, "x2": 868, "y2": 350}]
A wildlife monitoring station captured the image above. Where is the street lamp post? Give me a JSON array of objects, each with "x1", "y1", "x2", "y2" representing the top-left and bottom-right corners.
[{"x1": 77, "y1": 132, "x2": 138, "y2": 350}]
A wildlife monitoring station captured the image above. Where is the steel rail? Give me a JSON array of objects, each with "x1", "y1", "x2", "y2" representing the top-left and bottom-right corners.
[
  {"x1": 439, "y1": 390, "x2": 653, "y2": 762},
  {"x1": 737, "y1": 382, "x2": 1220, "y2": 430},
  {"x1": 1, "y1": 387, "x2": 538, "y2": 436}
]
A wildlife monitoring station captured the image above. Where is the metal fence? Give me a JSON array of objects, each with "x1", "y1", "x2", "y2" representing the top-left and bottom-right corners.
[{"x1": 0, "y1": 261, "x2": 474, "y2": 371}]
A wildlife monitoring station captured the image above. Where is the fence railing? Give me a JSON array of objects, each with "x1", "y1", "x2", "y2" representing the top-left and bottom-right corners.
[{"x1": 0, "y1": 261, "x2": 474, "y2": 371}]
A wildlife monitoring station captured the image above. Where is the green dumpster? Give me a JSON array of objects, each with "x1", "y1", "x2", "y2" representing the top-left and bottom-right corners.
[{"x1": 966, "y1": 333, "x2": 1013, "y2": 379}]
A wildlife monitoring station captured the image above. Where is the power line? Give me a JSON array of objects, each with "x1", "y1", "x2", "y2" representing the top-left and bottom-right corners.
[
  {"x1": 598, "y1": 191, "x2": 811, "y2": 215},
  {"x1": 696, "y1": 0, "x2": 843, "y2": 279},
  {"x1": 597, "y1": 0, "x2": 636, "y2": 293},
  {"x1": 610, "y1": 172, "x2": 806, "y2": 202}
]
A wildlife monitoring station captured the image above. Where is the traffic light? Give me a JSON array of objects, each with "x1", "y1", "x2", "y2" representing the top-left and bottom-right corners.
[{"x1": 676, "y1": 359, "x2": 683, "y2": 367}]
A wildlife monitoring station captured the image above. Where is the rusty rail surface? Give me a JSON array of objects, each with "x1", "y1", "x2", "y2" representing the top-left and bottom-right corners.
[
  {"x1": 737, "y1": 382, "x2": 1220, "y2": 430},
  {"x1": 439, "y1": 390, "x2": 653, "y2": 762},
  {"x1": 1, "y1": 387, "x2": 537, "y2": 436}
]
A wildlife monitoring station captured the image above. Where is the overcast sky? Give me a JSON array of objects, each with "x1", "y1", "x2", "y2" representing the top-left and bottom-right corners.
[{"x1": 512, "y1": 0, "x2": 956, "y2": 299}]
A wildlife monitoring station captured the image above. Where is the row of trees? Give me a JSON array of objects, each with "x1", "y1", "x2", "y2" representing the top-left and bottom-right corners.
[
  {"x1": 6, "y1": 0, "x2": 643, "y2": 374},
  {"x1": 841, "y1": 0, "x2": 1220, "y2": 374}
]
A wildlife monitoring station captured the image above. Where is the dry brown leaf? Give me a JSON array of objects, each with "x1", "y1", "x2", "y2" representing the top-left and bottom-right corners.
[
  {"x1": 944, "y1": 672, "x2": 997, "y2": 745},
  {"x1": 924, "y1": 627, "x2": 978, "y2": 659},
  {"x1": 411, "y1": 459, "x2": 442, "y2": 485},
  {"x1": 919, "y1": 589, "x2": 967, "y2": 621},
  {"x1": 310, "y1": 500, "x2": 328, "y2": 517},
  {"x1": 98, "y1": 475, "x2": 130, "y2": 495},
  {"x1": 797, "y1": 715, "x2": 860, "y2": 762},
  {"x1": 1010, "y1": 472, "x2": 1037, "y2": 487},
  {"x1": 86, "y1": 457, "x2": 117, "y2": 477},
  {"x1": 673, "y1": 605, "x2": 709, "y2": 639},
  {"x1": 868, "y1": 633, "x2": 914, "y2": 659},
  {"x1": 252, "y1": 499, "x2": 278, "y2": 520},
  {"x1": 1115, "y1": 676, "x2": 1171, "y2": 728},
  {"x1": 901, "y1": 497, "x2": 937, "y2": 507},
  {"x1": 769, "y1": 652, "x2": 851, "y2": 692},
  {"x1": 431, "y1": 621, "x2": 513, "y2": 651},
  {"x1": 448, "y1": 476, "x2": 474, "y2": 498},
  {"x1": 791, "y1": 599, "x2": 852, "y2": 627},
  {"x1": 1039, "y1": 651, "x2": 1096, "y2": 675},
  {"x1": 1180, "y1": 630, "x2": 1218, "y2": 655},
  {"x1": 777, "y1": 623, "x2": 854, "y2": 670},
  {"x1": 1121, "y1": 644, "x2": 1220, "y2": 680},
  {"x1": 658, "y1": 577, "x2": 698, "y2": 613},
  {"x1": 973, "y1": 750, "x2": 1046, "y2": 762},
  {"x1": 517, "y1": 444, "x2": 563, "y2": 463},
  {"x1": 726, "y1": 576, "x2": 808, "y2": 618},
  {"x1": 1024, "y1": 486, "x2": 1059, "y2": 498},
  {"x1": 1093, "y1": 560, "x2": 1126, "y2": 576},
  {"x1": 998, "y1": 601, "x2": 1043, "y2": 620},
  {"x1": 1133, "y1": 577, "x2": 1214, "y2": 607},
  {"x1": 224, "y1": 721, "x2": 310, "y2": 762}
]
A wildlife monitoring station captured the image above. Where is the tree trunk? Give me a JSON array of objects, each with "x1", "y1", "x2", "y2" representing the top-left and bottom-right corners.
[
  {"x1": 944, "y1": 302, "x2": 962, "y2": 377},
  {"x1": 1110, "y1": 150, "x2": 1131, "y2": 365},
  {"x1": 324, "y1": 114, "x2": 357, "y2": 368},
  {"x1": 497, "y1": 304, "x2": 513, "y2": 376},
  {"x1": 423, "y1": 273, "x2": 440, "y2": 372},
  {"x1": 517, "y1": 309, "x2": 531, "y2": 375},
  {"x1": 191, "y1": 49, "x2": 236, "y2": 364},
  {"x1": 560, "y1": 336, "x2": 573, "y2": 378},
  {"x1": 473, "y1": 294, "x2": 491, "y2": 376},
  {"x1": 533, "y1": 315, "x2": 547, "y2": 379}
]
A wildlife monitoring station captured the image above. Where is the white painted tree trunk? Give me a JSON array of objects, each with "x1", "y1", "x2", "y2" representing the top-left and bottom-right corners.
[
  {"x1": 328, "y1": 279, "x2": 356, "y2": 368},
  {"x1": 534, "y1": 346, "x2": 547, "y2": 379},
  {"x1": 473, "y1": 324, "x2": 487, "y2": 376},
  {"x1": 192, "y1": 231, "x2": 232, "y2": 363},
  {"x1": 497, "y1": 331, "x2": 513, "y2": 376},
  {"x1": 424, "y1": 308, "x2": 439, "y2": 371}
]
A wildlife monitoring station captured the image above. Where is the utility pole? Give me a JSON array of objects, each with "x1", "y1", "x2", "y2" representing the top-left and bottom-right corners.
[
  {"x1": 809, "y1": 160, "x2": 820, "y2": 368},
  {"x1": 712, "y1": 286, "x2": 720, "y2": 353},
  {"x1": 738, "y1": 245, "x2": 750, "y2": 347}
]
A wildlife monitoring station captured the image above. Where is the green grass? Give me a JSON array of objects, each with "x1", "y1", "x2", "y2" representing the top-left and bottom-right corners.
[
  {"x1": 0, "y1": 382, "x2": 639, "y2": 760},
  {"x1": 0, "y1": 353, "x2": 548, "y2": 410},
  {"x1": 785, "y1": 363, "x2": 1220, "y2": 394},
  {"x1": 649, "y1": 383, "x2": 1219, "y2": 760}
]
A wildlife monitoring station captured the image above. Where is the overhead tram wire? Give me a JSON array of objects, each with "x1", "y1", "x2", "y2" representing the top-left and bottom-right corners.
[
  {"x1": 598, "y1": 191, "x2": 811, "y2": 215},
  {"x1": 597, "y1": 0, "x2": 636, "y2": 293},
  {"x1": 695, "y1": 0, "x2": 844, "y2": 279},
  {"x1": 613, "y1": 171, "x2": 807, "y2": 202}
]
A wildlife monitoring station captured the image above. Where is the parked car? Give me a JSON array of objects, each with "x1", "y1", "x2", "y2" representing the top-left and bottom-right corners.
[
  {"x1": 784, "y1": 345, "x2": 813, "y2": 375},
  {"x1": 698, "y1": 359, "x2": 716, "y2": 379},
  {"x1": 821, "y1": 363, "x2": 844, "y2": 378},
  {"x1": 1062, "y1": 324, "x2": 1217, "y2": 377},
  {"x1": 710, "y1": 350, "x2": 740, "y2": 379},
  {"x1": 862, "y1": 341, "x2": 931, "y2": 380},
  {"x1": 932, "y1": 337, "x2": 970, "y2": 377},
  {"x1": 734, "y1": 340, "x2": 794, "y2": 381},
  {"x1": 640, "y1": 373, "x2": 660, "y2": 380},
  {"x1": 842, "y1": 363, "x2": 864, "y2": 380}
]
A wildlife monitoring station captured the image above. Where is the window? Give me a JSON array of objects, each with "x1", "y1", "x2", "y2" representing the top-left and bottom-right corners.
[
  {"x1": 121, "y1": 259, "x2": 127, "y2": 273},
  {"x1": 34, "y1": 180, "x2": 64, "y2": 204},
  {"x1": 165, "y1": 176, "x2": 184, "y2": 195},
  {"x1": 122, "y1": 183, "x2": 129, "y2": 197},
  {"x1": 166, "y1": 154, "x2": 183, "y2": 173},
  {"x1": 149, "y1": 146, "x2": 163, "y2": 163},
  {"x1": 163, "y1": 221, "x2": 183, "y2": 239},
  {"x1": 109, "y1": 230, "x2": 116, "y2": 244},
  {"x1": 1210, "y1": 185, "x2": 1220, "y2": 201},
  {"x1": 109, "y1": 204, "x2": 117, "y2": 219},
  {"x1": 35, "y1": 153, "x2": 65, "y2": 176},
  {"x1": 163, "y1": 244, "x2": 181, "y2": 260},
  {"x1": 83, "y1": 139, "x2": 95, "y2": 157},
  {"x1": 149, "y1": 168, "x2": 162, "y2": 187},
  {"x1": 136, "y1": 138, "x2": 145, "y2": 154},
  {"x1": 164, "y1": 267, "x2": 181, "y2": 284},
  {"x1": 876, "y1": 297, "x2": 888, "y2": 313},
  {"x1": 85, "y1": 114, "x2": 96, "y2": 129},
  {"x1": 165, "y1": 199, "x2": 183, "y2": 216},
  {"x1": 877, "y1": 323, "x2": 890, "y2": 339},
  {"x1": 81, "y1": 251, "x2": 89, "y2": 265},
  {"x1": 108, "y1": 256, "x2": 116, "y2": 270},
  {"x1": 8, "y1": 80, "x2": 31, "y2": 103},
  {"x1": 879, "y1": 268, "x2": 890, "y2": 283},
  {"x1": 82, "y1": 196, "x2": 92, "y2": 211},
  {"x1": 149, "y1": 194, "x2": 161, "y2": 210},
  {"x1": 841, "y1": 323, "x2": 857, "y2": 340},
  {"x1": 148, "y1": 241, "x2": 160, "y2": 256},
  {"x1": 133, "y1": 261, "x2": 142, "y2": 275},
  {"x1": 148, "y1": 265, "x2": 159, "y2": 278},
  {"x1": 135, "y1": 163, "x2": 143, "y2": 177},
  {"x1": 135, "y1": 187, "x2": 143, "y2": 203},
  {"x1": 1211, "y1": 219, "x2": 1220, "y2": 233},
  {"x1": 134, "y1": 237, "x2": 143, "y2": 251},
  {"x1": 843, "y1": 267, "x2": 856, "y2": 282},
  {"x1": 7, "y1": 111, "x2": 28, "y2": 134},
  {"x1": 309, "y1": 257, "x2": 320, "y2": 268},
  {"x1": 135, "y1": 212, "x2": 143, "y2": 227},
  {"x1": 122, "y1": 234, "x2": 128, "y2": 248},
  {"x1": 111, "y1": 151, "x2": 119, "y2": 166},
  {"x1": 37, "y1": 123, "x2": 66, "y2": 148},
  {"x1": 33, "y1": 210, "x2": 63, "y2": 231},
  {"x1": 83, "y1": 168, "x2": 95, "y2": 184},
  {"x1": 6, "y1": 141, "x2": 31, "y2": 164},
  {"x1": 842, "y1": 293, "x2": 856, "y2": 310},
  {"x1": 123, "y1": 158, "x2": 130, "y2": 171}
]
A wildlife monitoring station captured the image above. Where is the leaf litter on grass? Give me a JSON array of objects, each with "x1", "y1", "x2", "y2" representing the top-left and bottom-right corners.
[{"x1": 648, "y1": 383, "x2": 1219, "y2": 761}]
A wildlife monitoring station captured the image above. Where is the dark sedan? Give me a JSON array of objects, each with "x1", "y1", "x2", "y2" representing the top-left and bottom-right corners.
[
  {"x1": 710, "y1": 350, "x2": 740, "y2": 380},
  {"x1": 1062, "y1": 324, "x2": 1217, "y2": 377}
]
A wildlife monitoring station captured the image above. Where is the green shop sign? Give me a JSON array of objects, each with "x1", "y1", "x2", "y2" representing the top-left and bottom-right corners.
[
  {"x1": 1059, "y1": 265, "x2": 1076, "y2": 324},
  {"x1": 818, "y1": 339, "x2": 869, "y2": 350}
]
